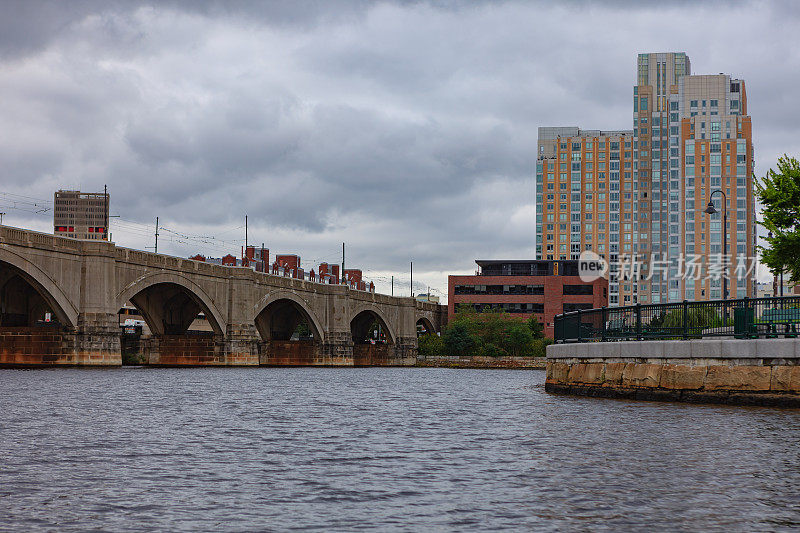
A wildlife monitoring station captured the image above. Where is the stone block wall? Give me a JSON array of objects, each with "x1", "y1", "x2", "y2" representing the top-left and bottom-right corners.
[
  {"x1": 0, "y1": 326, "x2": 121, "y2": 366},
  {"x1": 546, "y1": 339, "x2": 800, "y2": 406},
  {"x1": 144, "y1": 334, "x2": 242, "y2": 366}
]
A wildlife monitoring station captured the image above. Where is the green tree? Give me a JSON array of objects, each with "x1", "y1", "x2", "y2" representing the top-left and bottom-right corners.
[
  {"x1": 527, "y1": 316, "x2": 544, "y2": 339},
  {"x1": 531, "y1": 337, "x2": 553, "y2": 358},
  {"x1": 443, "y1": 322, "x2": 480, "y2": 357},
  {"x1": 480, "y1": 310, "x2": 510, "y2": 351},
  {"x1": 756, "y1": 155, "x2": 800, "y2": 283},
  {"x1": 294, "y1": 321, "x2": 312, "y2": 339},
  {"x1": 504, "y1": 321, "x2": 534, "y2": 357},
  {"x1": 418, "y1": 333, "x2": 444, "y2": 356}
]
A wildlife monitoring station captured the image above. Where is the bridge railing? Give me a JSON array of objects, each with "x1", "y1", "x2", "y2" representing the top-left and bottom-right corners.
[{"x1": 554, "y1": 295, "x2": 800, "y2": 343}]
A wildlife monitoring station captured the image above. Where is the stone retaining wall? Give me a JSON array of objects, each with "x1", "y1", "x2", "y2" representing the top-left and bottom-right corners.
[
  {"x1": 416, "y1": 355, "x2": 546, "y2": 369},
  {"x1": 546, "y1": 339, "x2": 800, "y2": 407}
]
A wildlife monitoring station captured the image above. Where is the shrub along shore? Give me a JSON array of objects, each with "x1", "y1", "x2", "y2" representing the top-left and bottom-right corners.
[{"x1": 417, "y1": 306, "x2": 552, "y2": 367}]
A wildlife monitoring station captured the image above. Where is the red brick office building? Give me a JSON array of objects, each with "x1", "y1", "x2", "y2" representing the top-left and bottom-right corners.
[{"x1": 448, "y1": 260, "x2": 607, "y2": 339}]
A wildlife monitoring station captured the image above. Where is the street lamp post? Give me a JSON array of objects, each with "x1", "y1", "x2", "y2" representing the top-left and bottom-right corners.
[
  {"x1": 705, "y1": 190, "x2": 728, "y2": 326},
  {"x1": 704, "y1": 190, "x2": 728, "y2": 301}
]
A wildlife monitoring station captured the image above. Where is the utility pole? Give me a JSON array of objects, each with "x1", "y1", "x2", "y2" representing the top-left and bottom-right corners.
[
  {"x1": 391, "y1": 275, "x2": 394, "y2": 296},
  {"x1": 342, "y1": 242, "x2": 346, "y2": 284},
  {"x1": 245, "y1": 215, "x2": 248, "y2": 250},
  {"x1": 410, "y1": 261, "x2": 413, "y2": 298},
  {"x1": 154, "y1": 216, "x2": 159, "y2": 254}
]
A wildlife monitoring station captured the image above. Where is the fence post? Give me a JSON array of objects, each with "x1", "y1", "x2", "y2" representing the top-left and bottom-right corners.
[
  {"x1": 576, "y1": 309, "x2": 582, "y2": 343},
  {"x1": 682, "y1": 299, "x2": 688, "y2": 340},
  {"x1": 601, "y1": 306, "x2": 607, "y2": 342},
  {"x1": 635, "y1": 303, "x2": 642, "y2": 341},
  {"x1": 743, "y1": 296, "x2": 750, "y2": 338}
]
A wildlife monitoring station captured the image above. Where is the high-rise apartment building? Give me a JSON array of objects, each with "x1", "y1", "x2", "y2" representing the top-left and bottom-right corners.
[
  {"x1": 536, "y1": 52, "x2": 756, "y2": 305},
  {"x1": 633, "y1": 52, "x2": 690, "y2": 303},
  {"x1": 667, "y1": 73, "x2": 756, "y2": 301},
  {"x1": 53, "y1": 190, "x2": 109, "y2": 240},
  {"x1": 535, "y1": 127, "x2": 635, "y2": 306}
]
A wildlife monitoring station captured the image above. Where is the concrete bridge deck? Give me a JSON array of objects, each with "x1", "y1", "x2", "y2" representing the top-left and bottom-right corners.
[{"x1": 0, "y1": 226, "x2": 446, "y2": 366}]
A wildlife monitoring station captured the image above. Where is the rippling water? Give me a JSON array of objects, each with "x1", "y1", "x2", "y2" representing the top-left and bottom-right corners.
[{"x1": 1, "y1": 367, "x2": 799, "y2": 531}]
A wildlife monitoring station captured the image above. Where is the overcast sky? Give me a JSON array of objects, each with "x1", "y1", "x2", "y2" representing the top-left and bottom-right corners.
[{"x1": 1, "y1": 0, "x2": 798, "y2": 300}]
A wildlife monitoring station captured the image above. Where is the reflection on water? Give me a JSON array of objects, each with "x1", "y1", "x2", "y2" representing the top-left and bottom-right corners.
[{"x1": 1, "y1": 367, "x2": 798, "y2": 531}]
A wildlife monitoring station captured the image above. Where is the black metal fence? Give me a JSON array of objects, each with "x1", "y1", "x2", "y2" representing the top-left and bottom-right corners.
[{"x1": 554, "y1": 295, "x2": 800, "y2": 343}]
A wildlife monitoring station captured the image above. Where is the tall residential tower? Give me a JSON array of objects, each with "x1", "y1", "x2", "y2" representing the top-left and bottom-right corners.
[
  {"x1": 535, "y1": 127, "x2": 634, "y2": 306},
  {"x1": 536, "y1": 52, "x2": 756, "y2": 305},
  {"x1": 633, "y1": 52, "x2": 690, "y2": 303}
]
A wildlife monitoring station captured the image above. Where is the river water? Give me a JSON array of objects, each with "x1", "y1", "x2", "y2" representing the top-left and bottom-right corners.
[{"x1": 1, "y1": 367, "x2": 798, "y2": 531}]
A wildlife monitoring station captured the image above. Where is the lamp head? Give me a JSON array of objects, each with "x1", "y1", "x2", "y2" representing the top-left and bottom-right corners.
[{"x1": 704, "y1": 201, "x2": 717, "y2": 215}]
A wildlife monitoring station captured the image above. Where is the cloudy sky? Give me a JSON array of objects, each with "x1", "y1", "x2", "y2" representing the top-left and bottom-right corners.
[{"x1": 1, "y1": 0, "x2": 798, "y2": 300}]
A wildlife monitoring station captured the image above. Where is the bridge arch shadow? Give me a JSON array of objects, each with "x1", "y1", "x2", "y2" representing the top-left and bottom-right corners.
[
  {"x1": 350, "y1": 307, "x2": 395, "y2": 366},
  {"x1": 117, "y1": 275, "x2": 225, "y2": 365},
  {"x1": 255, "y1": 294, "x2": 324, "y2": 365},
  {"x1": 117, "y1": 274, "x2": 225, "y2": 336},
  {"x1": 0, "y1": 255, "x2": 79, "y2": 365},
  {"x1": 0, "y1": 252, "x2": 78, "y2": 327},
  {"x1": 416, "y1": 316, "x2": 436, "y2": 336}
]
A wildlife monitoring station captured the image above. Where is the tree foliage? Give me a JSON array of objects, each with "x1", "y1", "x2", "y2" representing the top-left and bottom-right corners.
[
  {"x1": 756, "y1": 155, "x2": 800, "y2": 283},
  {"x1": 527, "y1": 315, "x2": 544, "y2": 339},
  {"x1": 417, "y1": 332, "x2": 444, "y2": 357},
  {"x1": 432, "y1": 306, "x2": 553, "y2": 358},
  {"x1": 661, "y1": 308, "x2": 722, "y2": 331},
  {"x1": 442, "y1": 321, "x2": 479, "y2": 357}
]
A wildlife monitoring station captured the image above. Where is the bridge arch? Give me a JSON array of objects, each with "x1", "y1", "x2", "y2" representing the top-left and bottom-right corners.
[
  {"x1": 116, "y1": 272, "x2": 226, "y2": 336},
  {"x1": 416, "y1": 316, "x2": 436, "y2": 336},
  {"x1": 350, "y1": 304, "x2": 396, "y2": 344},
  {"x1": 253, "y1": 291, "x2": 325, "y2": 342},
  {"x1": 0, "y1": 248, "x2": 79, "y2": 327}
]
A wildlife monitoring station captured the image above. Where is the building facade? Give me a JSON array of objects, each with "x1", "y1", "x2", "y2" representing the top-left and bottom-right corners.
[
  {"x1": 668, "y1": 74, "x2": 756, "y2": 301},
  {"x1": 53, "y1": 190, "x2": 109, "y2": 240},
  {"x1": 633, "y1": 52, "x2": 690, "y2": 303},
  {"x1": 536, "y1": 52, "x2": 755, "y2": 305},
  {"x1": 535, "y1": 128, "x2": 634, "y2": 306},
  {"x1": 448, "y1": 260, "x2": 608, "y2": 339}
]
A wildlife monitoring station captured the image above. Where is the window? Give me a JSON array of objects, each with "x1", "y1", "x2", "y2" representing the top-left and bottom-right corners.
[{"x1": 563, "y1": 285, "x2": 593, "y2": 296}]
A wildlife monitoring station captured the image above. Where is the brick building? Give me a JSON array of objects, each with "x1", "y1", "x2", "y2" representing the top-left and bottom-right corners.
[
  {"x1": 318, "y1": 263, "x2": 340, "y2": 284},
  {"x1": 448, "y1": 259, "x2": 607, "y2": 339}
]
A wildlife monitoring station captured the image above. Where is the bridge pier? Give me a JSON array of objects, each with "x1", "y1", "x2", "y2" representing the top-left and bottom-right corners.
[
  {"x1": 74, "y1": 313, "x2": 123, "y2": 365},
  {"x1": 224, "y1": 323, "x2": 260, "y2": 365},
  {"x1": 319, "y1": 331, "x2": 355, "y2": 364},
  {"x1": 393, "y1": 336, "x2": 418, "y2": 365}
]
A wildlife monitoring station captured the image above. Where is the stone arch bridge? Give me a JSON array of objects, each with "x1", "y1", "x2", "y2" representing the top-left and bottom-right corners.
[{"x1": 0, "y1": 226, "x2": 446, "y2": 366}]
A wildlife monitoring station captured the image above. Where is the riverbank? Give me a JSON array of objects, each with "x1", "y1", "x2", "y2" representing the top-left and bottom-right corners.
[
  {"x1": 416, "y1": 354, "x2": 545, "y2": 369},
  {"x1": 546, "y1": 339, "x2": 800, "y2": 407}
]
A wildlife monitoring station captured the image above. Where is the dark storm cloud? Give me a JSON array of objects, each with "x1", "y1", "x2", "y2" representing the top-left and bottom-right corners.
[{"x1": 1, "y1": 0, "x2": 798, "y2": 297}]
